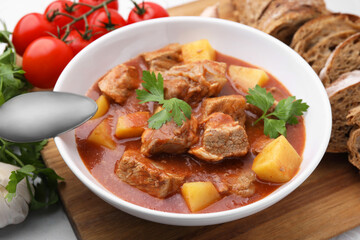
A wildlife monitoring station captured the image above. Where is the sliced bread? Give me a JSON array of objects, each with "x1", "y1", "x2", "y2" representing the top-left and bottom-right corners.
[
  {"x1": 326, "y1": 70, "x2": 360, "y2": 152},
  {"x1": 230, "y1": 0, "x2": 274, "y2": 27},
  {"x1": 320, "y1": 33, "x2": 360, "y2": 87},
  {"x1": 255, "y1": 0, "x2": 328, "y2": 44},
  {"x1": 291, "y1": 14, "x2": 360, "y2": 54},
  {"x1": 347, "y1": 127, "x2": 360, "y2": 169},
  {"x1": 302, "y1": 30, "x2": 357, "y2": 74}
]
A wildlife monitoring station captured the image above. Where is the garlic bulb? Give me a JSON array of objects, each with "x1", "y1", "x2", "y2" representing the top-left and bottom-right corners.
[
  {"x1": 0, "y1": 162, "x2": 34, "y2": 228},
  {"x1": 200, "y1": 3, "x2": 219, "y2": 18}
]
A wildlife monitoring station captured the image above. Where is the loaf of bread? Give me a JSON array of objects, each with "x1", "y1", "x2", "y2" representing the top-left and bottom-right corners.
[
  {"x1": 326, "y1": 70, "x2": 360, "y2": 152},
  {"x1": 291, "y1": 13, "x2": 360, "y2": 75},
  {"x1": 255, "y1": 0, "x2": 328, "y2": 44},
  {"x1": 231, "y1": 0, "x2": 273, "y2": 27},
  {"x1": 320, "y1": 33, "x2": 360, "y2": 87},
  {"x1": 230, "y1": 0, "x2": 328, "y2": 44},
  {"x1": 291, "y1": 14, "x2": 360, "y2": 53},
  {"x1": 303, "y1": 30, "x2": 357, "y2": 74}
]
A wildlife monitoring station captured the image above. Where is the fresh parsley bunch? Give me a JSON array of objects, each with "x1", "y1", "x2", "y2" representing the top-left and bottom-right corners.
[
  {"x1": 136, "y1": 71, "x2": 192, "y2": 129},
  {"x1": 246, "y1": 85, "x2": 309, "y2": 138},
  {"x1": 0, "y1": 22, "x2": 63, "y2": 209},
  {"x1": 0, "y1": 21, "x2": 31, "y2": 105}
]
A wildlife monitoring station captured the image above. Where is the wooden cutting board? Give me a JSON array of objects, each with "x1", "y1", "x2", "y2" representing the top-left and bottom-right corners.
[{"x1": 41, "y1": 0, "x2": 360, "y2": 239}]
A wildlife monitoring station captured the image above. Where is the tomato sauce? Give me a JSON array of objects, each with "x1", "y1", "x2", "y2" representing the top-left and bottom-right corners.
[{"x1": 75, "y1": 51, "x2": 306, "y2": 213}]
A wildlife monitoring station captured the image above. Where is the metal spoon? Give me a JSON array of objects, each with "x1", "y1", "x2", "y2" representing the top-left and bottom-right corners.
[{"x1": 0, "y1": 91, "x2": 97, "y2": 143}]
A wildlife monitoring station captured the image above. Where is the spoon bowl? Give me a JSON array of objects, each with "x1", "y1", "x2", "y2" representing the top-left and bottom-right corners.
[{"x1": 0, "y1": 91, "x2": 97, "y2": 142}]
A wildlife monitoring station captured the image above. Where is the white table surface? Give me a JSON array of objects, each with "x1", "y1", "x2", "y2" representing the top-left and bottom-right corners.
[{"x1": 0, "y1": 0, "x2": 359, "y2": 239}]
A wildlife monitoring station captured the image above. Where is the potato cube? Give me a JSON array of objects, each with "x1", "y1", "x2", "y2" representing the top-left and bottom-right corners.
[
  {"x1": 252, "y1": 135, "x2": 301, "y2": 183},
  {"x1": 181, "y1": 182, "x2": 221, "y2": 212},
  {"x1": 115, "y1": 112, "x2": 150, "y2": 139},
  {"x1": 229, "y1": 65, "x2": 269, "y2": 92},
  {"x1": 182, "y1": 39, "x2": 216, "y2": 63},
  {"x1": 91, "y1": 95, "x2": 110, "y2": 119},
  {"x1": 88, "y1": 118, "x2": 116, "y2": 150}
]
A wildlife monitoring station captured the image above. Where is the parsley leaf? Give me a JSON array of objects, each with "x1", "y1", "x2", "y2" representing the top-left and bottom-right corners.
[
  {"x1": 136, "y1": 70, "x2": 192, "y2": 129},
  {"x1": 246, "y1": 85, "x2": 309, "y2": 138},
  {"x1": 147, "y1": 109, "x2": 172, "y2": 129},
  {"x1": 136, "y1": 71, "x2": 164, "y2": 103},
  {"x1": 246, "y1": 85, "x2": 274, "y2": 113},
  {"x1": 264, "y1": 118, "x2": 286, "y2": 138}
]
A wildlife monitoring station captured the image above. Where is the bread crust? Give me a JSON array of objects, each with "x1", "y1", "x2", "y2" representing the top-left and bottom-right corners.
[
  {"x1": 347, "y1": 105, "x2": 360, "y2": 126},
  {"x1": 291, "y1": 13, "x2": 360, "y2": 52},
  {"x1": 302, "y1": 30, "x2": 356, "y2": 74},
  {"x1": 231, "y1": 0, "x2": 274, "y2": 27},
  {"x1": 326, "y1": 71, "x2": 360, "y2": 152},
  {"x1": 255, "y1": 0, "x2": 328, "y2": 44},
  {"x1": 347, "y1": 128, "x2": 360, "y2": 169},
  {"x1": 320, "y1": 33, "x2": 360, "y2": 87}
]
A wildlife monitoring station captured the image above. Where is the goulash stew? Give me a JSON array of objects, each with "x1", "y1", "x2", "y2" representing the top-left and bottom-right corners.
[{"x1": 76, "y1": 40, "x2": 308, "y2": 213}]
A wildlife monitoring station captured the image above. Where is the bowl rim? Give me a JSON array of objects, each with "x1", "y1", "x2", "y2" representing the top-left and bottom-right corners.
[{"x1": 54, "y1": 16, "x2": 332, "y2": 225}]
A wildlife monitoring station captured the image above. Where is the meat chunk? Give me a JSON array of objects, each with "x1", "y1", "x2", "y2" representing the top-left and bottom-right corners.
[
  {"x1": 221, "y1": 170, "x2": 256, "y2": 197},
  {"x1": 163, "y1": 60, "x2": 227, "y2": 104},
  {"x1": 141, "y1": 117, "x2": 199, "y2": 157},
  {"x1": 201, "y1": 95, "x2": 247, "y2": 126},
  {"x1": 189, "y1": 112, "x2": 249, "y2": 162},
  {"x1": 251, "y1": 135, "x2": 274, "y2": 154},
  {"x1": 98, "y1": 64, "x2": 139, "y2": 104},
  {"x1": 189, "y1": 170, "x2": 256, "y2": 198},
  {"x1": 142, "y1": 43, "x2": 183, "y2": 73},
  {"x1": 116, "y1": 150, "x2": 186, "y2": 198}
]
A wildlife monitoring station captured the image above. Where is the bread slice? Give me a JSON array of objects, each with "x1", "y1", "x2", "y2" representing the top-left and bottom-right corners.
[
  {"x1": 291, "y1": 14, "x2": 360, "y2": 54},
  {"x1": 302, "y1": 30, "x2": 356, "y2": 74},
  {"x1": 326, "y1": 70, "x2": 360, "y2": 152},
  {"x1": 347, "y1": 127, "x2": 360, "y2": 169},
  {"x1": 255, "y1": 0, "x2": 327, "y2": 44},
  {"x1": 320, "y1": 33, "x2": 360, "y2": 87},
  {"x1": 231, "y1": 0, "x2": 274, "y2": 27}
]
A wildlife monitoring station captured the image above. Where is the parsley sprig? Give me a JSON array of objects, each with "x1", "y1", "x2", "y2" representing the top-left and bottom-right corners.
[
  {"x1": 246, "y1": 85, "x2": 309, "y2": 138},
  {"x1": 136, "y1": 71, "x2": 192, "y2": 129}
]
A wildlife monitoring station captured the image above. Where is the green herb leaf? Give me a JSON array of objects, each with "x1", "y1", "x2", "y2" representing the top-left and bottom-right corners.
[
  {"x1": 5, "y1": 165, "x2": 35, "y2": 201},
  {"x1": 136, "y1": 71, "x2": 164, "y2": 103},
  {"x1": 246, "y1": 85, "x2": 308, "y2": 138},
  {"x1": 136, "y1": 71, "x2": 192, "y2": 129},
  {"x1": 148, "y1": 109, "x2": 172, "y2": 129},
  {"x1": 264, "y1": 118, "x2": 287, "y2": 138},
  {"x1": 246, "y1": 85, "x2": 274, "y2": 113},
  {"x1": 272, "y1": 96, "x2": 309, "y2": 124},
  {"x1": 162, "y1": 98, "x2": 192, "y2": 126}
]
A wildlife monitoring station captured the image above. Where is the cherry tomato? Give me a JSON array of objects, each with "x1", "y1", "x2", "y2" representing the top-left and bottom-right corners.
[
  {"x1": 64, "y1": 30, "x2": 93, "y2": 55},
  {"x1": 127, "y1": 2, "x2": 169, "y2": 24},
  {"x1": 12, "y1": 13, "x2": 57, "y2": 56},
  {"x1": 44, "y1": 0, "x2": 87, "y2": 33},
  {"x1": 88, "y1": 8, "x2": 126, "y2": 39},
  {"x1": 22, "y1": 37, "x2": 74, "y2": 89},
  {"x1": 79, "y1": 0, "x2": 118, "y2": 11}
]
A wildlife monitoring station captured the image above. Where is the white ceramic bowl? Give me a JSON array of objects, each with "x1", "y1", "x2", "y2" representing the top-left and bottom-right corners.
[{"x1": 54, "y1": 16, "x2": 332, "y2": 226}]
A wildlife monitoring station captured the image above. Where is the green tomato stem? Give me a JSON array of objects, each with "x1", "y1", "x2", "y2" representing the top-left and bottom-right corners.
[{"x1": 62, "y1": 0, "x2": 117, "y2": 29}]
